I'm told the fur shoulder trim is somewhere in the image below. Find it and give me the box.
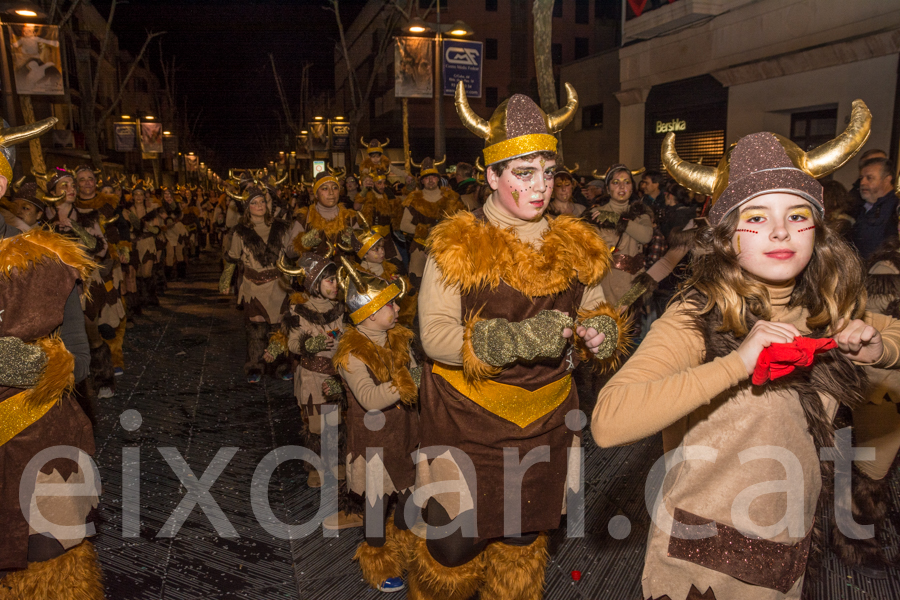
[428,211,612,297]
[0,228,96,282]
[333,325,417,405]
[402,188,464,220]
[77,192,119,211]
[233,218,290,268]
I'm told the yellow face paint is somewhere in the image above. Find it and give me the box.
[739,209,767,221]
[737,234,741,254]
[511,190,520,206]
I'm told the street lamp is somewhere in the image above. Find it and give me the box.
[403,3,473,159]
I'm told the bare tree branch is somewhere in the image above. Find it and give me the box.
[99,30,166,127]
[328,0,359,112]
[91,0,116,103]
[56,0,84,28]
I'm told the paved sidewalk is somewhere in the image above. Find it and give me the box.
[90,256,900,599]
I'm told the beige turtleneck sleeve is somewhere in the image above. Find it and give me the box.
[592,282,900,448]
[419,194,608,365]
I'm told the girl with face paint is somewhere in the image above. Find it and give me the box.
[594,105,900,597]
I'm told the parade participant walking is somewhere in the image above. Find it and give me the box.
[399,157,464,287]
[407,82,627,600]
[220,185,293,383]
[359,138,392,179]
[593,101,900,600]
[333,258,419,594]
[290,172,357,258]
[590,164,655,305]
[360,173,402,260]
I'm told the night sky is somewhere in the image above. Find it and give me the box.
[96,0,369,168]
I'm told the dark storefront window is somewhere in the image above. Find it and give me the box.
[582,103,603,129]
[790,109,838,151]
[574,37,589,59]
[575,0,590,23]
[553,0,563,18]
[644,75,728,171]
[486,0,498,11]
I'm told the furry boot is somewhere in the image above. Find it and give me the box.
[354,523,406,590]
[385,515,417,574]
[832,464,891,569]
[244,321,269,376]
[407,535,484,600]
[480,533,549,600]
[0,540,105,600]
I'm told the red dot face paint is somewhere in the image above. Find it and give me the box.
[735,229,759,234]
[797,226,816,232]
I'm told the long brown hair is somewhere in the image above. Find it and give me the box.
[678,207,866,336]
[239,199,272,227]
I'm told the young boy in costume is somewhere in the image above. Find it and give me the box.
[332,257,420,594]
[594,100,900,600]
[407,82,627,600]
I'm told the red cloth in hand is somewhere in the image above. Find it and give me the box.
[752,336,837,386]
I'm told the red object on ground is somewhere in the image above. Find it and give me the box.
[752,336,837,385]
[571,570,581,581]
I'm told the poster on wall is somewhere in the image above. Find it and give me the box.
[114,122,135,152]
[308,122,328,152]
[140,122,163,153]
[185,155,199,172]
[330,121,350,149]
[395,37,433,98]
[8,24,63,95]
[442,40,482,97]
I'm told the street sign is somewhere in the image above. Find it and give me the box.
[442,40,482,97]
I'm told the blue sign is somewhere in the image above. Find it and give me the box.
[442,40,482,98]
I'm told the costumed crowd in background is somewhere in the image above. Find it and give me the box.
[3,79,900,600]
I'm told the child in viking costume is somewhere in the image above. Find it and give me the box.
[407,82,627,600]
[45,166,124,401]
[0,229,104,599]
[163,210,190,281]
[592,100,900,600]
[11,181,47,231]
[343,215,417,327]
[399,158,464,287]
[547,166,585,217]
[332,257,419,594]
[359,138,392,179]
[264,250,365,529]
[220,185,293,383]
[589,164,655,305]
[359,173,402,260]
[289,172,357,258]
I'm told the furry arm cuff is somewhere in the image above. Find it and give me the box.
[266,331,289,359]
[300,228,322,251]
[218,262,236,293]
[305,335,329,354]
[339,356,403,411]
[69,221,98,251]
[469,310,574,368]
[0,337,48,388]
[575,304,631,369]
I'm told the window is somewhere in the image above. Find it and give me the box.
[486,87,499,108]
[582,103,603,128]
[486,0,498,11]
[553,0,562,18]
[574,37,589,59]
[420,0,447,7]
[551,43,562,65]
[485,38,498,60]
[790,108,838,151]
[575,0,589,23]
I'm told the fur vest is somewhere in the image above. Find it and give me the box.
[232,218,290,268]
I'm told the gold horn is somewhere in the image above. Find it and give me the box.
[380,138,390,149]
[568,163,579,173]
[396,276,408,301]
[274,172,289,186]
[661,133,717,196]
[31,168,50,182]
[408,152,422,169]
[100,213,120,228]
[225,187,246,203]
[632,167,646,177]
[455,81,490,140]
[435,155,447,167]
[277,254,306,278]
[40,191,66,205]
[360,136,368,149]
[0,117,57,148]
[11,174,25,192]
[338,255,367,295]
[802,99,872,178]
[323,240,335,260]
[356,211,371,230]
[475,157,485,173]
[591,169,602,179]
[545,83,578,134]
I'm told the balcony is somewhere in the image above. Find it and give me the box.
[623,0,755,43]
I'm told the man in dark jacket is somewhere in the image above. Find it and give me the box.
[852,157,897,260]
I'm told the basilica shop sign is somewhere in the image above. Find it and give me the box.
[655,119,686,134]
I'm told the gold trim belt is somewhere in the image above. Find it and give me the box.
[432,364,571,428]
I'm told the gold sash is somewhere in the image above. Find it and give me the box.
[432,364,571,428]
[0,389,57,447]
